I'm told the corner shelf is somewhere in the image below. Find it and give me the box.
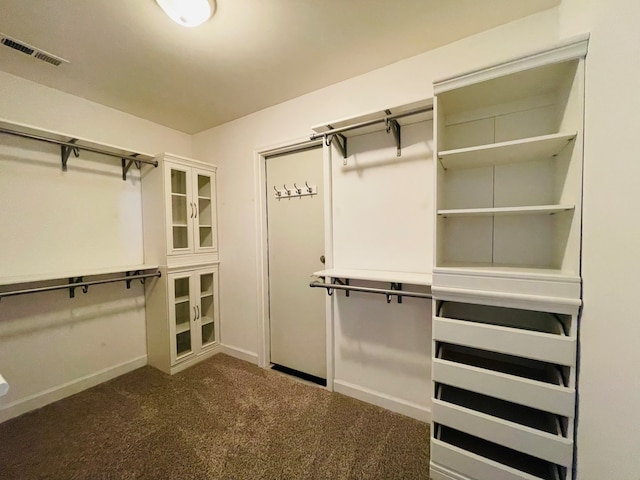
[438,132,576,170]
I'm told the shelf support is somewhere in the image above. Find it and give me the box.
[121,154,141,181]
[68,276,84,298]
[326,133,348,164]
[332,278,349,297]
[390,282,403,304]
[60,140,79,172]
[385,115,402,157]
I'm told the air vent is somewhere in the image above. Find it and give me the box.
[0,33,68,66]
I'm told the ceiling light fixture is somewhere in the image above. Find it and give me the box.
[155,0,215,28]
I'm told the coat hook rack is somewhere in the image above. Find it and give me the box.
[274,181,317,199]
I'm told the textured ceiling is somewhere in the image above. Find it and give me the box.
[0,0,559,134]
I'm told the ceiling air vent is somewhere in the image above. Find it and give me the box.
[0,33,68,66]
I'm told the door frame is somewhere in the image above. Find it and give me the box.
[254,137,334,390]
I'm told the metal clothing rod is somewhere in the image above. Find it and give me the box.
[0,271,161,300]
[309,280,432,301]
[309,105,434,141]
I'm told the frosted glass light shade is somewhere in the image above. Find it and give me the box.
[156,0,215,27]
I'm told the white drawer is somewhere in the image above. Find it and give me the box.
[431,439,555,480]
[433,316,575,366]
[433,358,575,417]
[433,398,573,467]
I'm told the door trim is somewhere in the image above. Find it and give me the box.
[254,137,334,390]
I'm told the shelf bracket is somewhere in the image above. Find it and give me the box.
[385,115,401,157]
[332,278,349,297]
[326,133,348,165]
[60,140,79,172]
[125,270,147,288]
[68,277,83,298]
[390,282,403,304]
[122,154,140,181]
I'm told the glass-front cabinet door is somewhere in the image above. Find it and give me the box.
[198,269,217,348]
[193,169,217,253]
[167,163,193,254]
[169,273,195,363]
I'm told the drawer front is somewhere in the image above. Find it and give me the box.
[433,400,573,467]
[431,439,546,480]
[433,317,576,366]
[433,359,575,417]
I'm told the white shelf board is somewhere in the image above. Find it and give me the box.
[313,268,432,286]
[0,117,155,161]
[434,263,580,281]
[174,295,190,304]
[438,205,574,217]
[438,132,576,170]
[311,99,433,138]
[0,264,159,287]
[176,322,190,334]
[201,317,214,326]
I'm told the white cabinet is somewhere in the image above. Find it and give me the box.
[430,36,587,480]
[142,153,218,269]
[142,153,221,374]
[165,162,217,256]
[168,267,220,366]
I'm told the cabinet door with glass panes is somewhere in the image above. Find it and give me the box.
[165,162,217,256]
[168,267,219,365]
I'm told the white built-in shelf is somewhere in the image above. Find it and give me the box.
[0,264,159,287]
[176,322,190,334]
[313,268,432,286]
[438,132,576,170]
[173,223,188,227]
[434,264,580,282]
[201,317,214,326]
[174,295,190,304]
[171,193,187,197]
[201,292,213,298]
[437,204,575,217]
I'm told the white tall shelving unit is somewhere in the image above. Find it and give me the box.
[430,36,588,480]
[142,153,221,375]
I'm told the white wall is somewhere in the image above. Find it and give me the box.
[0,71,192,421]
[558,1,640,479]
[192,9,560,418]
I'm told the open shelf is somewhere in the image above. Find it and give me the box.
[438,132,576,170]
[201,316,214,326]
[438,205,574,217]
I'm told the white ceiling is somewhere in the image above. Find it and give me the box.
[0,0,559,134]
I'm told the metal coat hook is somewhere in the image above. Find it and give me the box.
[283,184,291,195]
[305,181,312,193]
[325,135,333,147]
[273,185,281,198]
[294,183,302,195]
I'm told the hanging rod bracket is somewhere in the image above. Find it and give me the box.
[386,118,402,157]
[326,133,348,164]
[68,276,83,298]
[122,154,141,181]
[60,139,79,172]
[125,270,146,288]
[332,278,350,297]
[390,282,403,304]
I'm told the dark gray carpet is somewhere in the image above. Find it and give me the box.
[0,354,430,479]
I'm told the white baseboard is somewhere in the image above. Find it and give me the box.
[220,344,259,365]
[170,344,222,375]
[0,355,147,424]
[333,379,431,423]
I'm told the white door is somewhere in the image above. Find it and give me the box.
[266,147,326,380]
